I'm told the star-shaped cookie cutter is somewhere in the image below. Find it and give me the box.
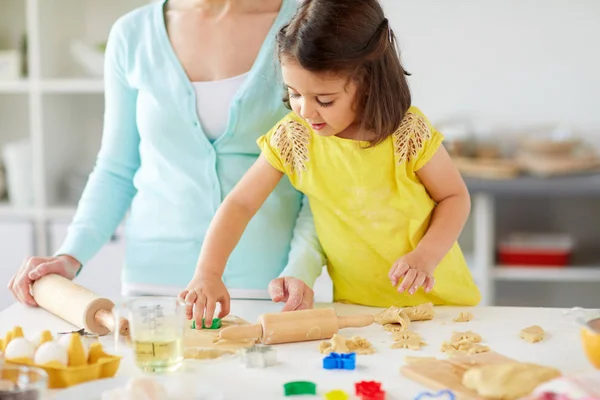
[240,344,277,368]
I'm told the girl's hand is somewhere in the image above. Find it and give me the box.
[268,277,314,311]
[388,251,437,294]
[178,273,230,329]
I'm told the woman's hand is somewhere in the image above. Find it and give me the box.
[388,251,437,295]
[268,277,314,311]
[178,273,230,329]
[8,255,81,307]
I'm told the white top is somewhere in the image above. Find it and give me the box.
[192,72,249,141]
[0,301,595,399]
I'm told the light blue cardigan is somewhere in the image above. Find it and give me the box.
[56,0,325,294]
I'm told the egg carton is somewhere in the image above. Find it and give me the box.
[0,326,121,389]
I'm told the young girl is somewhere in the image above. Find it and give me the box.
[180,0,481,326]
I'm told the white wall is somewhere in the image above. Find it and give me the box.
[382,0,600,144]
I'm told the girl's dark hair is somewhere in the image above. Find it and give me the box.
[276,0,411,147]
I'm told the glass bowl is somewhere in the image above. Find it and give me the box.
[0,364,48,399]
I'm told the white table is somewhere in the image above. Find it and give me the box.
[0,300,595,399]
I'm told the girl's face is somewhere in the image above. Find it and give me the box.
[281,57,359,138]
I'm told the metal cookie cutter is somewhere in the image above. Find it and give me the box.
[240,344,277,368]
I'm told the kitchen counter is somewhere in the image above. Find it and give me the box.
[0,300,595,399]
[464,173,600,197]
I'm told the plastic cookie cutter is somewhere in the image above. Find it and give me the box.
[355,380,386,400]
[323,352,356,370]
[191,318,222,329]
[283,381,317,396]
[414,389,456,400]
[240,344,277,368]
[325,389,349,400]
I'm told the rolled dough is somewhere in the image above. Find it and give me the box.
[319,333,375,355]
[453,312,473,323]
[374,306,410,328]
[392,331,426,350]
[402,303,435,321]
[520,325,545,343]
[391,337,426,350]
[392,331,421,341]
[183,315,256,359]
[462,362,562,400]
[404,356,436,365]
[451,331,482,343]
[441,330,488,355]
[383,323,408,333]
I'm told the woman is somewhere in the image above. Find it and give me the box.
[7,0,325,312]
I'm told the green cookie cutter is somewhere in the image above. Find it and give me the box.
[284,381,317,396]
[191,318,222,329]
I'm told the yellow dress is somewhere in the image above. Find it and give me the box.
[257,106,481,307]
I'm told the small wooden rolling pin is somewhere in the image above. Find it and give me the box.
[218,308,374,345]
[31,274,129,337]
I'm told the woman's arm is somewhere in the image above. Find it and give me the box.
[35,20,138,273]
[272,195,326,310]
[183,155,284,325]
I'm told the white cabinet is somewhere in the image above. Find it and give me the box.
[47,221,125,300]
[0,220,34,310]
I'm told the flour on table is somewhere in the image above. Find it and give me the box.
[183,347,236,360]
[453,312,474,323]
[462,362,561,400]
[520,325,545,343]
[319,334,375,355]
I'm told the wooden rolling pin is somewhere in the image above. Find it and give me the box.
[31,274,129,337]
[218,308,374,345]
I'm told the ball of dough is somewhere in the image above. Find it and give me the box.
[34,341,69,366]
[463,362,561,400]
[4,338,35,360]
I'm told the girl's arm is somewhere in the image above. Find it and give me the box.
[182,155,284,326]
[414,145,471,265]
[390,145,470,293]
[197,154,284,277]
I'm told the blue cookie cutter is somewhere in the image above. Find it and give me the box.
[414,390,456,400]
[322,352,356,370]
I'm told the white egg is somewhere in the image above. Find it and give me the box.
[29,331,44,349]
[34,341,68,366]
[126,377,169,400]
[58,334,89,361]
[4,338,36,360]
